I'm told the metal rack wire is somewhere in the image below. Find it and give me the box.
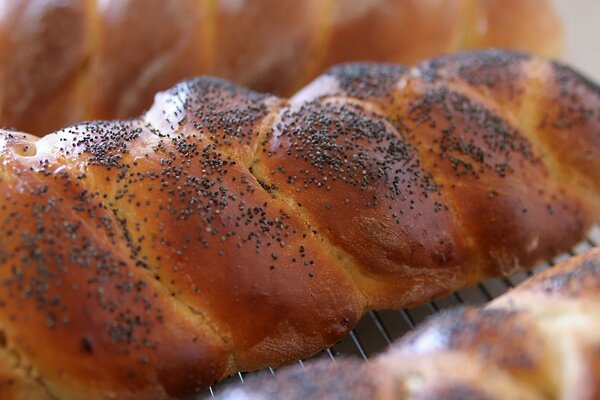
[204,224,600,399]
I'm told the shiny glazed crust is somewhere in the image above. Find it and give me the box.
[0,50,598,399]
[0,0,562,134]
[216,247,600,400]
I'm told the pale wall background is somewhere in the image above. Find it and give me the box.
[553,0,600,81]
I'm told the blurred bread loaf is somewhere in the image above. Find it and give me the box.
[0,0,562,134]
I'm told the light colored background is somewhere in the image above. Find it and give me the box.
[553,0,600,81]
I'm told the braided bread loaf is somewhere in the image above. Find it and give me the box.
[0,50,598,399]
[216,247,600,400]
[0,0,562,134]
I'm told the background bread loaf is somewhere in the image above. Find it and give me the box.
[0,0,562,134]
[0,50,598,399]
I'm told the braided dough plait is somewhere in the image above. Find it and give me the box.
[215,247,600,400]
[0,50,598,399]
[0,0,562,134]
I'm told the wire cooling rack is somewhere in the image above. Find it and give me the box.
[204,224,600,398]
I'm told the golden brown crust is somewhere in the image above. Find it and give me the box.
[399,81,588,277]
[257,95,474,309]
[416,51,600,211]
[0,0,562,135]
[284,52,599,298]
[0,128,231,399]
[217,248,600,400]
[0,51,598,398]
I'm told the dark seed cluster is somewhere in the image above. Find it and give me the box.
[418,49,529,89]
[160,77,271,147]
[325,63,408,99]
[1,173,162,351]
[271,100,439,201]
[547,61,599,130]
[407,87,536,178]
